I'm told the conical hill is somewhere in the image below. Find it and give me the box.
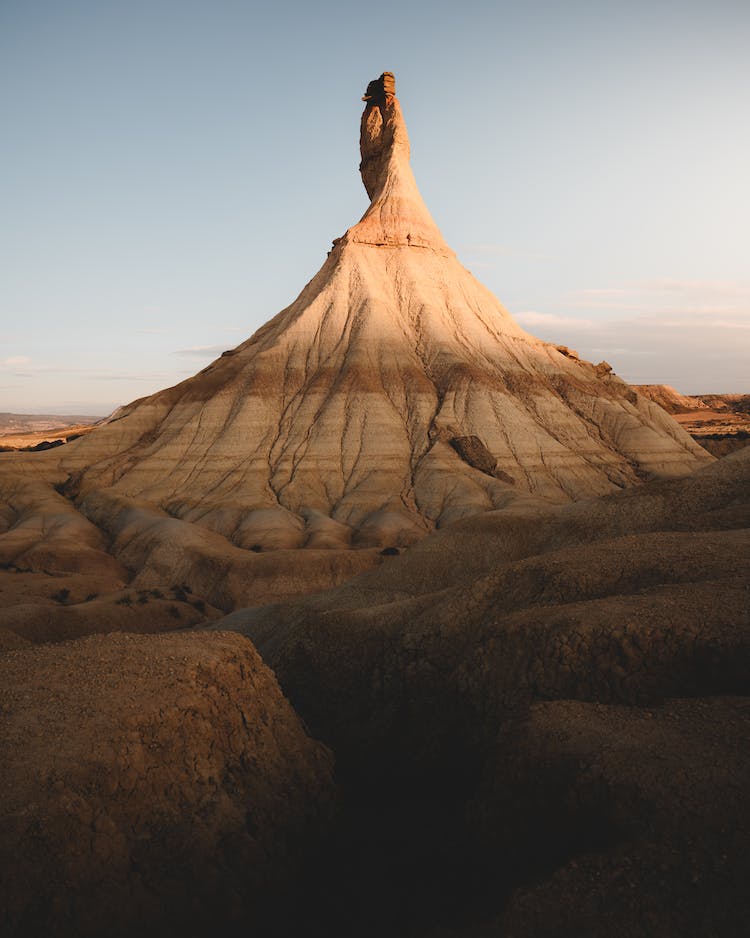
[60,74,710,550]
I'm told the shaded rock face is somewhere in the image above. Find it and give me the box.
[483,698,750,938]
[0,632,335,938]
[449,435,498,476]
[37,73,709,557]
[217,448,750,937]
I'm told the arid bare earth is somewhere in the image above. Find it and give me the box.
[0,413,102,451]
[4,89,708,555]
[0,72,748,938]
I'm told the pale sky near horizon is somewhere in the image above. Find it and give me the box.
[2,0,748,415]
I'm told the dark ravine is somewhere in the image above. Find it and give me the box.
[207,448,750,937]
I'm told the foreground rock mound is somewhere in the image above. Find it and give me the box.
[0,632,335,938]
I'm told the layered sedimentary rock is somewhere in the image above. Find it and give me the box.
[44,74,709,552]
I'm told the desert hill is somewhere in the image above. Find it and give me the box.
[0,73,713,637]
[0,413,103,435]
[15,74,708,556]
[634,386,750,416]
[0,71,714,646]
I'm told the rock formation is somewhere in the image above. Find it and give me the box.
[0,73,713,637]
[39,73,708,556]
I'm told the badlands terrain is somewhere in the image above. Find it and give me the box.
[1,74,748,937]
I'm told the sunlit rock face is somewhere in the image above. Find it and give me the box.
[55,73,710,550]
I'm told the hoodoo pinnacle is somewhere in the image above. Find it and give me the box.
[361,71,396,105]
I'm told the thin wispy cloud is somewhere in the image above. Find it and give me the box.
[574,288,633,298]
[637,279,750,296]
[568,300,749,314]
[2,355,32,367]
[1,355,36,378]
[1,359,88,378]
[515,311,596,330]
[460,244,554,260]
[568,280,750,308]
[174,345,227,359]
[85,373,177,382]
[514,278,750,392]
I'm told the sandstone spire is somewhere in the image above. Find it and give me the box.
[55,73,711,550]
[353,72,449,252]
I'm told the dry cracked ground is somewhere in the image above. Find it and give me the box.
[0,446,748,936]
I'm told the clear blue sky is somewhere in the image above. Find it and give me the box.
[2,0,748,414]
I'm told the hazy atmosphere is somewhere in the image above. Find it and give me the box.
[2,0,748,414]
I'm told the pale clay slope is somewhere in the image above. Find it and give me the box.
[7,91,708,554]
